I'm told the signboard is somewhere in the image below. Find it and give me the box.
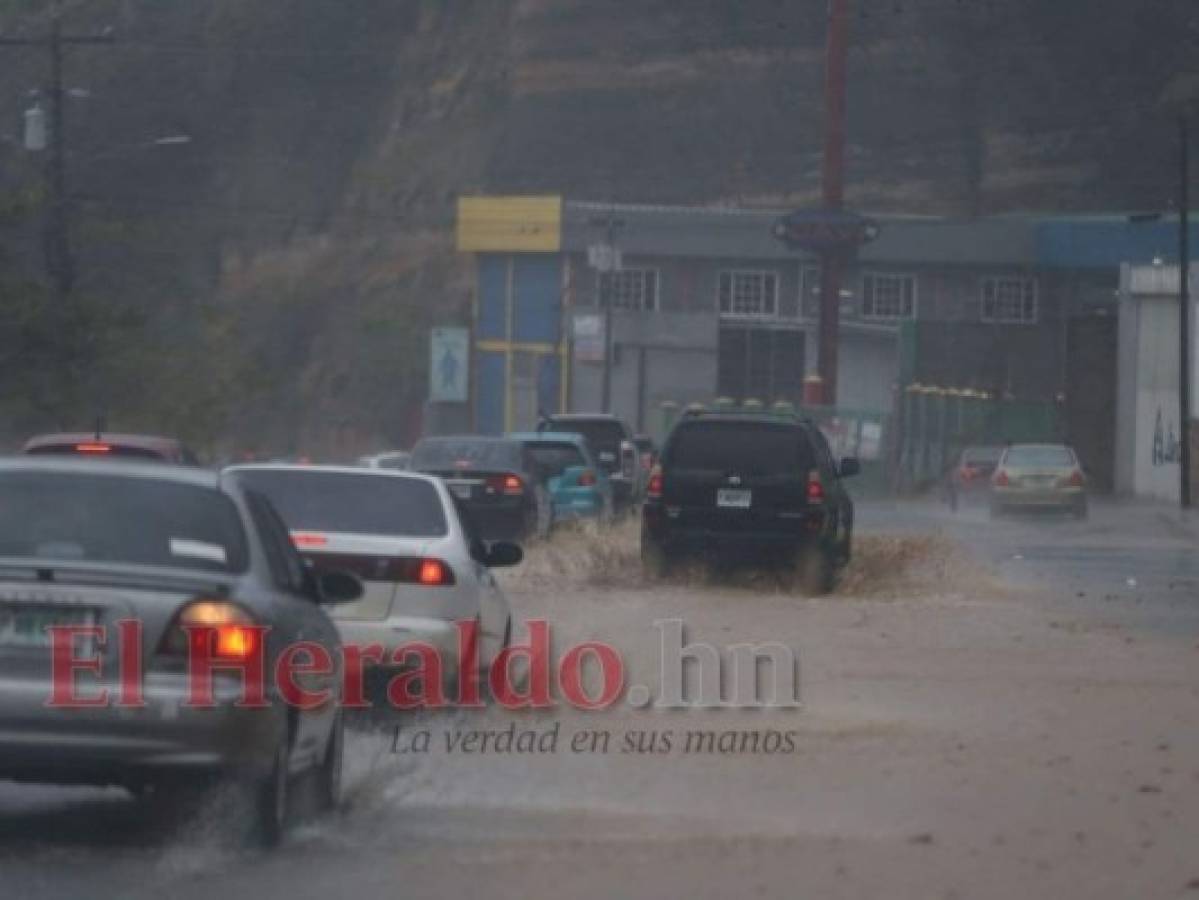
[772,209,880,253]
[430,327,469,403]
[573,313,605,363]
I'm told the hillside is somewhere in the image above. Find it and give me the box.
[0,0,1196,456]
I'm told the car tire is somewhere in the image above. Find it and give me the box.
[795,544,835,596]
[316,711,344,813]
[255,728,292,848]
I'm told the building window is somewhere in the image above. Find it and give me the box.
[719,270,778,318]
[596,268,659,311]
[861,273,916,320]
[981,276,1038,324]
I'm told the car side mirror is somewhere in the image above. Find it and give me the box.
[838,457,861,478]
[315,570,364,605]
[484,541,524,569]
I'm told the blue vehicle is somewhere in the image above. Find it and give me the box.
[509,432,614,526]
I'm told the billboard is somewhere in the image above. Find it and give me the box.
[430,327,470,404]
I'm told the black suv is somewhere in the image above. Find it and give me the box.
[641,410,859,593]
[538,413,640,511]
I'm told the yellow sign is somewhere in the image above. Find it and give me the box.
[456,195,562,253]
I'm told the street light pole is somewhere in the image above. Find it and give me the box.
[1180,116,1191,509]
[817,0,850,405]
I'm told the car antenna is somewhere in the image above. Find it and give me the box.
[93,415,106,440]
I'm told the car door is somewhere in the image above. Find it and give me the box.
[246,491,341,761]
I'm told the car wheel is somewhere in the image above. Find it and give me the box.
[316,711,344,813]
[794,544,835,596]
[255,728,292,848]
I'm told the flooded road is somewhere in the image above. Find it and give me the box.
[2,499,1198,900]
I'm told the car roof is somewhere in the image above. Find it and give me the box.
[676,411,812,428]
[545,414,622,423]
[0,454,220,488]
[413,435,518,445]
[1004,443,1074,451]
[509,431,588,444]
[22,432,186,453]
[224,462,443,486]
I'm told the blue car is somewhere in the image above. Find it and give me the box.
[509,432,614,526]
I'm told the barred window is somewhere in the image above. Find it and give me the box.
[718,270,778,318]
[597,268,659,311]
[981,276,1038,324]
[861,273,916,320]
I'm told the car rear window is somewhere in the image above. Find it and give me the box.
[0,472,247,572]
[410,438,522,473]
[544,420,624,456]
[235,470,447,537]
[1003,446,1075,467]
[666,421,814,476]
[962,447,1003,465]
[526,442,587,479]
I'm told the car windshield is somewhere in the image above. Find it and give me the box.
[667,422,813,476]
[1004,447,1075,468]
[234,470,447,537]
[526,442,587,479]
[410,438,522,473]
[0,471,247,572]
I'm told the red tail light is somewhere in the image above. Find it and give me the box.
[1067,469,1084,488]
[578,469,597,487]
[647,466,663,499]
[993,469,1010,487]
[486,473,524,496]
[959,465,976,482]
[159,600,261,661]
[806,470,825,505]
[74,442,111,454]
[414,558,454,586]
[291,532,328,548]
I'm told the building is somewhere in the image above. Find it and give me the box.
[1114,263,1198,502]
[456,197,1197,489]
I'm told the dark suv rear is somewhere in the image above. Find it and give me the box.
[641,411,858,593]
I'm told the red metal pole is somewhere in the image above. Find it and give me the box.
[817,0,849,405]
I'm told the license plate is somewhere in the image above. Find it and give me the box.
[717,489,752,509]
[449,483,473,500]
[0,605,96,650]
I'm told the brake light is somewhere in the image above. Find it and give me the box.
[74,442,111,454]
[414,558,454,586]
[578,469,597,487]
[959,465,976,481]
[486,473,524,496]
[158,600,261,661]
[1067,469,1084,488]
[993,469,1010,487]
[806,471,825,505]
[647,466,663,499]
[291,532,328,547]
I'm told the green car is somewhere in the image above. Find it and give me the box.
[990,444,1088,519]
[509,432,615,526]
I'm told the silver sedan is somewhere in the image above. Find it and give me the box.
[0,457,360,845]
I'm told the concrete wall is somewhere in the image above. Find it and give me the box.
[1115,264,1199,501]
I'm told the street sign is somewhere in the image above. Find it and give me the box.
[772,209,880,252]
[587,243,623,273]
[573,313,605,362]
[430,327,469,403]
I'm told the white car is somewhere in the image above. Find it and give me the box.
[225,465,515,696]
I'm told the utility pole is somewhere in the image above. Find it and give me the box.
[589,211,624,414]
[1180,116,1191,509]
[1,5,113,300]
[817,0,850,405]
